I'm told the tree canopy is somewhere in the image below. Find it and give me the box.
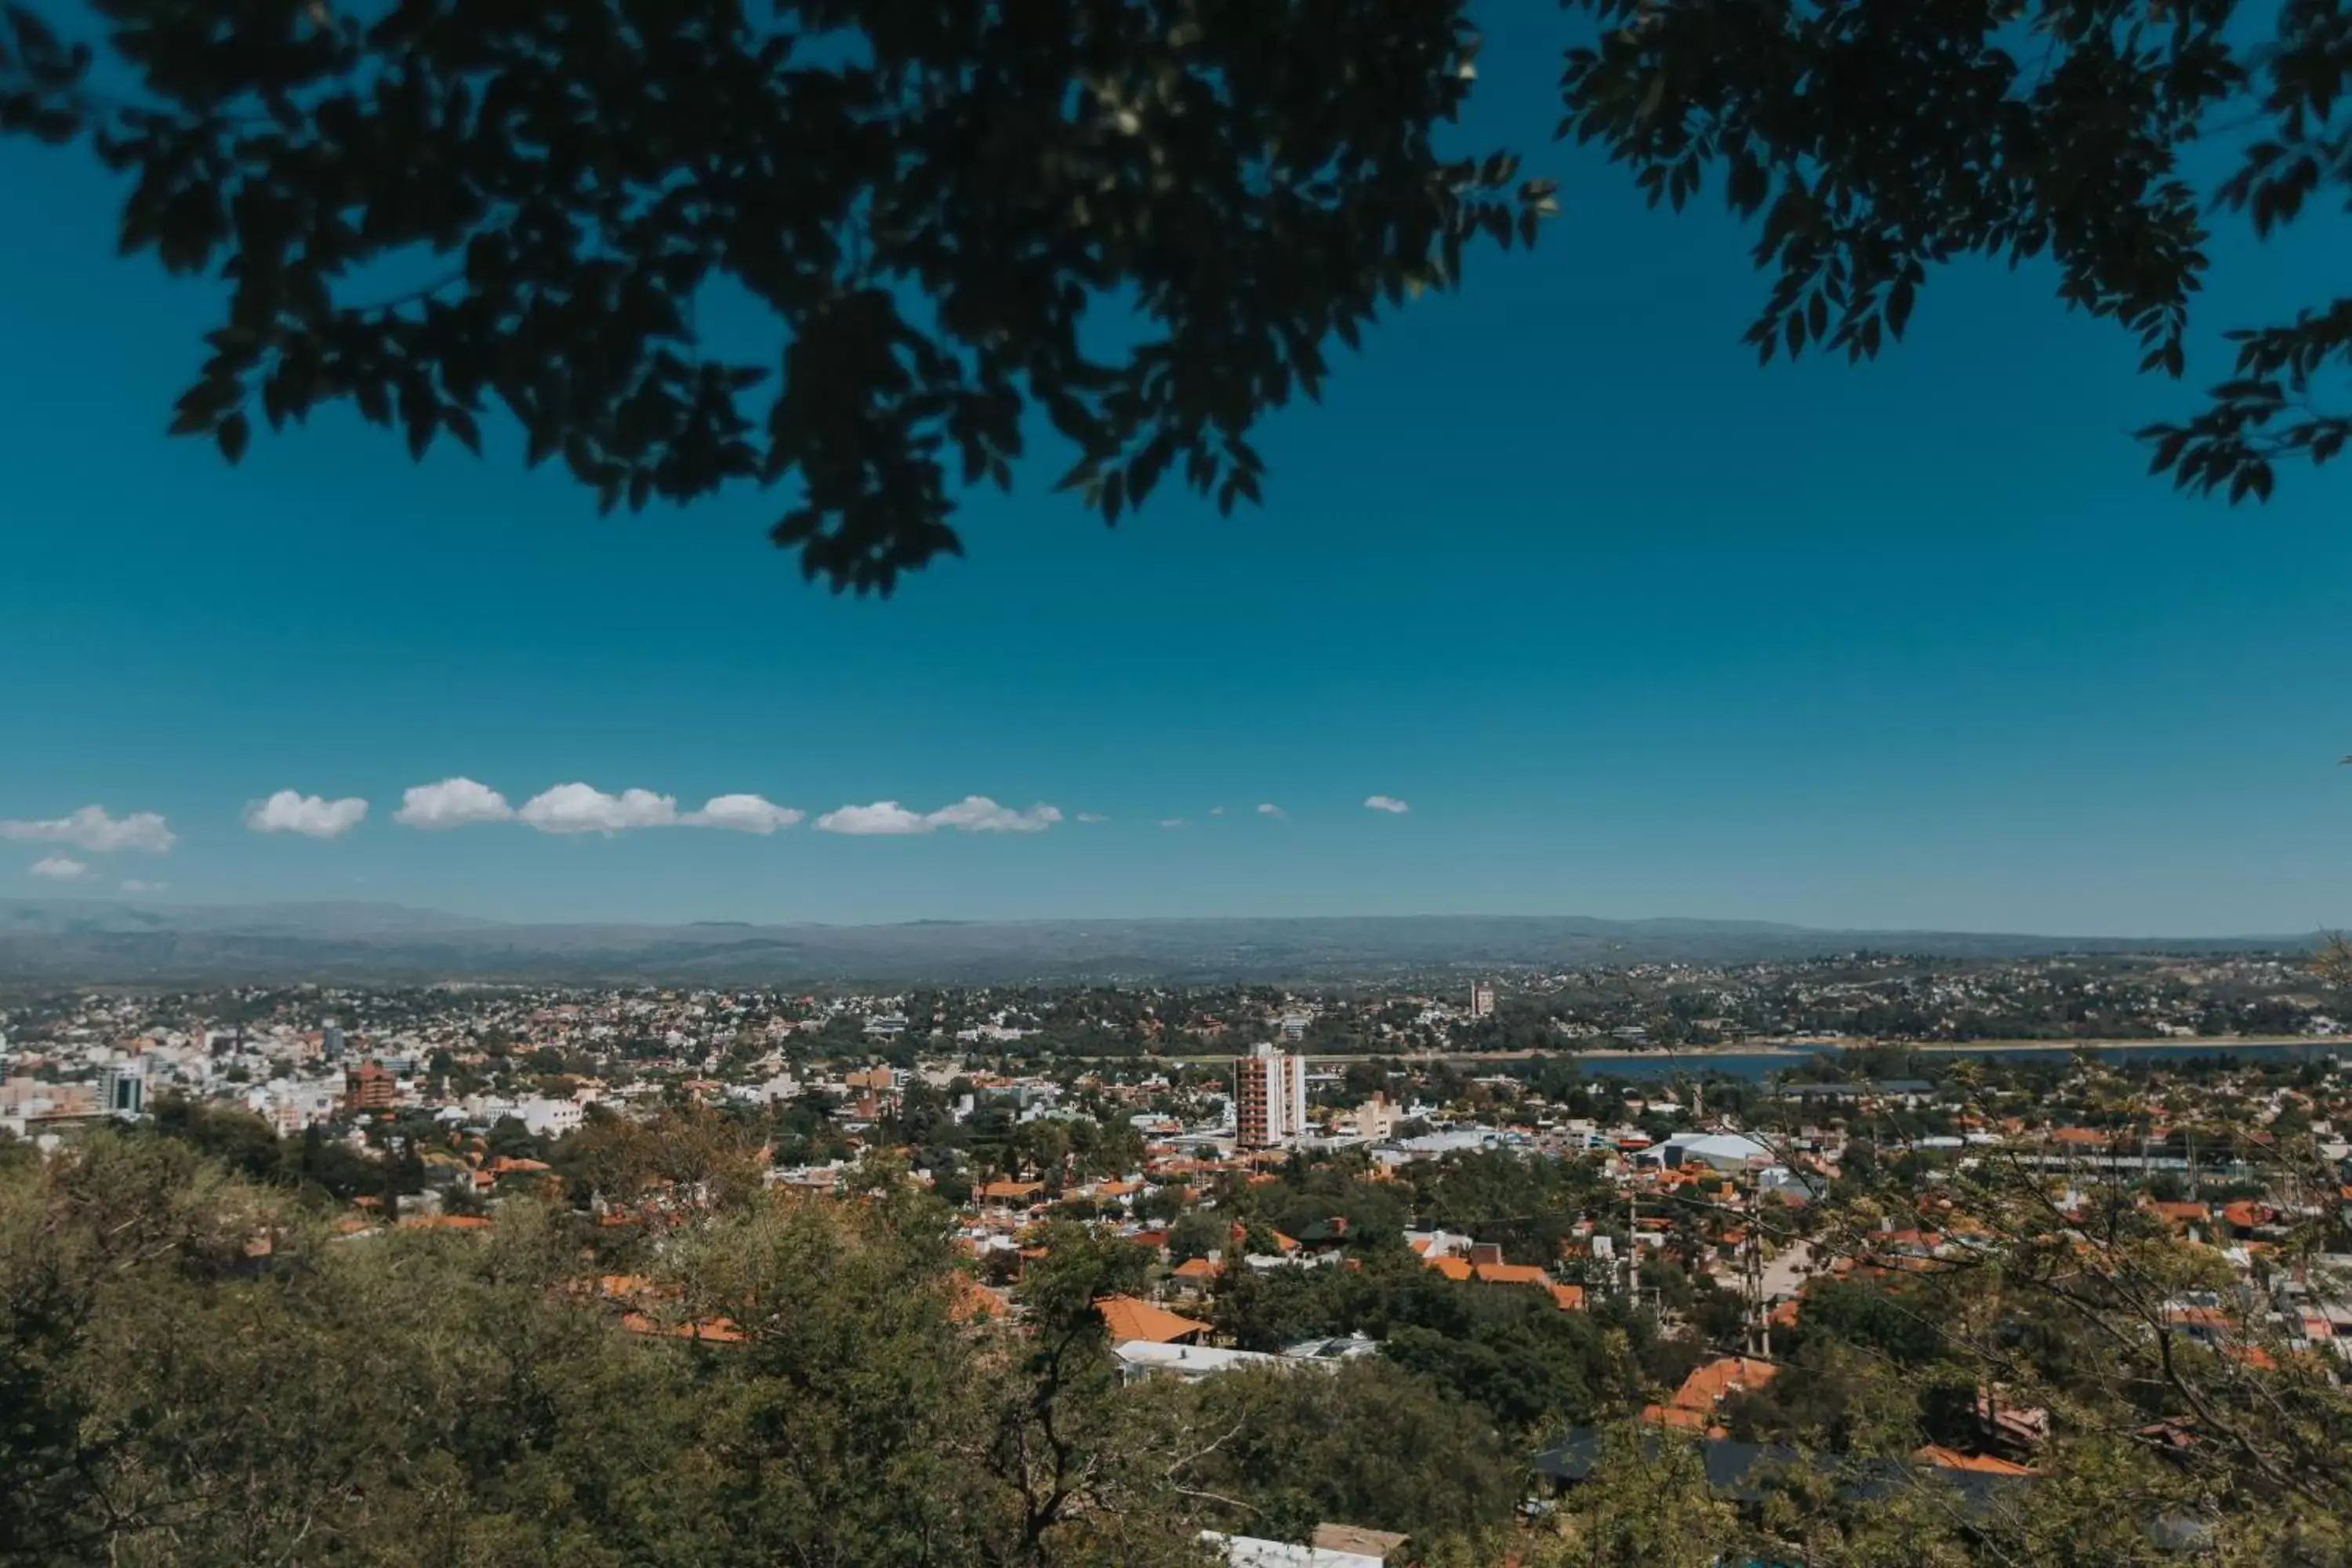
[0,0,1541,591]
[1,0,2343,589]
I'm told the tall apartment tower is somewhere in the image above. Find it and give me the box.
[98,1058,147,1119]
[1469,982,1497,1019]
[1236,1043,1309,1149]
[343,1061,398,1113]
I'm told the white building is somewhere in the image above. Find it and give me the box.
[97,1058,147,1119]
[1198,1529,1401,1568]
[1651,1131,1775,1173]
[1237,1044,1309,1147]
[516,1098,584,1138]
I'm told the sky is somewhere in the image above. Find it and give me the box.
[2,9,2346,936]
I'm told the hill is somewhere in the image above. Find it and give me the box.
[0,900,2312,985]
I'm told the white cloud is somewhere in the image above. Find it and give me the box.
[816,800,931,836]
[1208,806,1226,816]
[1363,794,1410,814]
[1076,813,1109,824]
[681,793,804,834]
[245,789,368,839]
[0,805,175,854]
[817,797,1063,836]
[394,778,514,829]
[927,797,1063,833]
[121,880,169,894]
[1256,803,1285,819]
[519,783,678,835]
[30,855,89,881]
[1159,818,1188,829]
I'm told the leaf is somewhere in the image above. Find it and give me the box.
[1637,74,1666,122]
[3,4,60,60]
[216,412,250,466]
[1886,279,1915,339]
[1726,158,1767,216]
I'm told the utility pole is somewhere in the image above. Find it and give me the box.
[1626,1182,1639,1298]
[1745,1189,1770,1359]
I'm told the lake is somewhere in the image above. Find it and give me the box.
[1562,1040,2342,1083]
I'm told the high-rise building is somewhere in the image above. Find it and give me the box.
[322,1022,346,1060]
[98,1058,146,1119]
[343,1061,398,1113]
[1469,983,1497,1019]
[1236,1044,1308,1149]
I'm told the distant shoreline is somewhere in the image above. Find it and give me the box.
[1569,1035,2328,1061]
[1086,1036,2336,1066]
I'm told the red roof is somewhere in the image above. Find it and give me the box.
[1671,1357,1777,1411]
[1095,1295,1208,1345]
[1473,1261,1550,1287]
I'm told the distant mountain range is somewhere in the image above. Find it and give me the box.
[0,898,2316,986]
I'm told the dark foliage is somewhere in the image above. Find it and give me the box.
[0,0,1547,591]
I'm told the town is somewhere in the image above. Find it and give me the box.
[4,956,2348,1562]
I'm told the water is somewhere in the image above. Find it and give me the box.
[1563,1040,2340,1083]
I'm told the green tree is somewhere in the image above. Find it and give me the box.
[0,0,1543,592]
[1557,0,2352,503]
[1166,1206,1229,1264]
[1525,1424,1742,1568]
[1179,1359,1522,1550]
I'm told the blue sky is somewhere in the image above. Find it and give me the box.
[2,9,2345,935]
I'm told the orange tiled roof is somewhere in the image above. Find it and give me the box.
[1474,1261,1549,1287]
[1916,1445,2036,1476]
[1671,1356,1777,1411]
[1427,1255,1473,1282]
[1095,1294,1208,1345]
[980,1179,1045,1201]
[1641,1403,1711,1431]
[397,1214,492,1230]
[1550,1283,1587,1311]
[1172,1256,1222,1280]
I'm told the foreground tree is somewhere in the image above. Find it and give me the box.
[0,0,1543,592]
[6,1,2343,589]
[1557,0,2352,504]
